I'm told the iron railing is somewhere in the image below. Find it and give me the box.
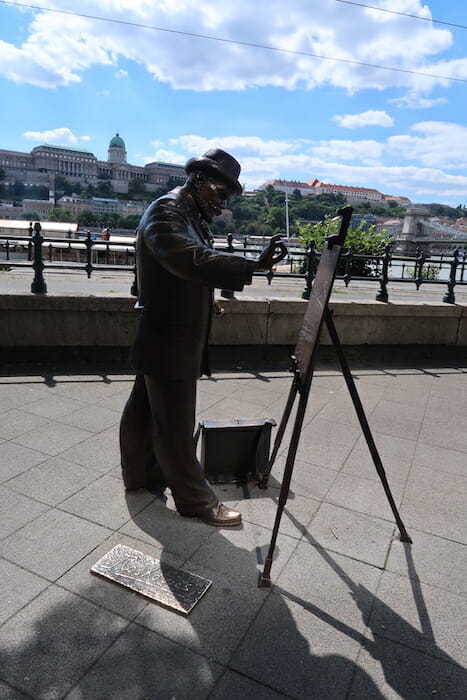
[1,225,466,303]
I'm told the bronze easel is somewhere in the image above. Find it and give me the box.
[258,206,411,588]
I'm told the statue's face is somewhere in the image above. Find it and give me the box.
[193,174,229,222]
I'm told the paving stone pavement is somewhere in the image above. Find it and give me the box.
[0,353,466,699]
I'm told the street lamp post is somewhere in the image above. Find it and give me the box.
[285,186,290,239]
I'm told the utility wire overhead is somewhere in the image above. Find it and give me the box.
[1,0,466,83]
[334,0,467,30]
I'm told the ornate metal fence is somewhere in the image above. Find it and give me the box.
[1,225,466,303]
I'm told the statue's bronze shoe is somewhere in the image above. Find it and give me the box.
[198,503,242,527]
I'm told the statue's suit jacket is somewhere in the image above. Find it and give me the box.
[130,186,257,380]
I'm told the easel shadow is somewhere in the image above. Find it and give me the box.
[276,507,467,698]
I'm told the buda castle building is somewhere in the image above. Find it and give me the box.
[0,133,185,195]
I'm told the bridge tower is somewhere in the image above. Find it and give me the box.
[397,207,431,253]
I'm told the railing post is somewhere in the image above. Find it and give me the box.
[28,222,33,261]
[414,247,426,290]
[84,231,94,278]
[376,244,391,302]
[130,234,138,296]
[443,248,459,304]
[221,232,235,300]
[342,247,353,287]
[5,239,10,261]
[301,240,316,300]
[31,222,47,294]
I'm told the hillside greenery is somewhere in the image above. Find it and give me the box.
[1,173,466,235]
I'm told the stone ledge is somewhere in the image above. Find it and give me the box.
[0,295,465,347]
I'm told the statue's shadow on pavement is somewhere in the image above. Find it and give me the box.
[120,490,467,699]
[0,487,464,699]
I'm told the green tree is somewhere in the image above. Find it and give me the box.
[54,175,73,196]
[13,180,26,197]
[95,179,114,198]
[121,214,141,230]
[298,217,394,277]
[77,210,98,227]
[21,211,40,221]
[128,177,147,199]
[48,207,74,222]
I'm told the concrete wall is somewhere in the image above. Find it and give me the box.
[1,294,466,348]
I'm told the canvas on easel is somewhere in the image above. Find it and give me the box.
[258,206,411,587]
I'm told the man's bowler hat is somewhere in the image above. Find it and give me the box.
[185,148,242,195]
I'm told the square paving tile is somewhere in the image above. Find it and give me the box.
[400,465,466,542]
[60,427,120,472]
[423,403,467,433]
[200,396,266,420]
[386,529,467,597]
[97,387,133,412]
[6,457,99,506]
[0,409,50,440]
[348,634,467,700]
[210,670,288,700]
[0,508,111,581]
[305,503,396,569]
[51,376,120,402]
[276,539,382,631]
[342,437,415,486]
[412,442,467,477]
[325,472,405,522]
[65,622,222,700]
[0,441,48,482]
[0,680,31,699]
[12,422,92,456]
[59,474,154,529]
[119,496,216,561]
[135,558,270,664]
[0,585,128,700]
[418,420,467,453]
[366,400,423,442]
[0,383,46,412]
[187,520,299,586]
[58,405,121,432]
[238,485,320,540]
[0,486,48,540]
[369,571,466,666]
[22,394,88,420]
[231,591,366,699]
[0,557,49,625]
[270,454,339,501]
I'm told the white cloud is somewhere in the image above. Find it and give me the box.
[389,94,447,109]
[115,69,128,79]
[0,0,465,96]
[333,110,394,129]
[387,121,467,169]
[153,124,467,204]
[23,127,90,145]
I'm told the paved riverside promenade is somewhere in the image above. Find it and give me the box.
[0,347,466,699]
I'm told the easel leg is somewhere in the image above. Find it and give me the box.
[257,374,298,488]
[259,387,309,586]
[325,310,412,543]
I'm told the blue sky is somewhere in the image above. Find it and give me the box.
[0,0,466,205]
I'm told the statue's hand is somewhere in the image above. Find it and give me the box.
[213,300,225,316]
[256,234,288,271]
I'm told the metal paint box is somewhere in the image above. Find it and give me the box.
[196,418,276,483]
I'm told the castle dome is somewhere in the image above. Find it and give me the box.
[108,133,127,164]
[109,133,125,149]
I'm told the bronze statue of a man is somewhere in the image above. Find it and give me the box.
[120,148,286,526]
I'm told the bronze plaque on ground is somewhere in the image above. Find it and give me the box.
[91,544,212,615]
